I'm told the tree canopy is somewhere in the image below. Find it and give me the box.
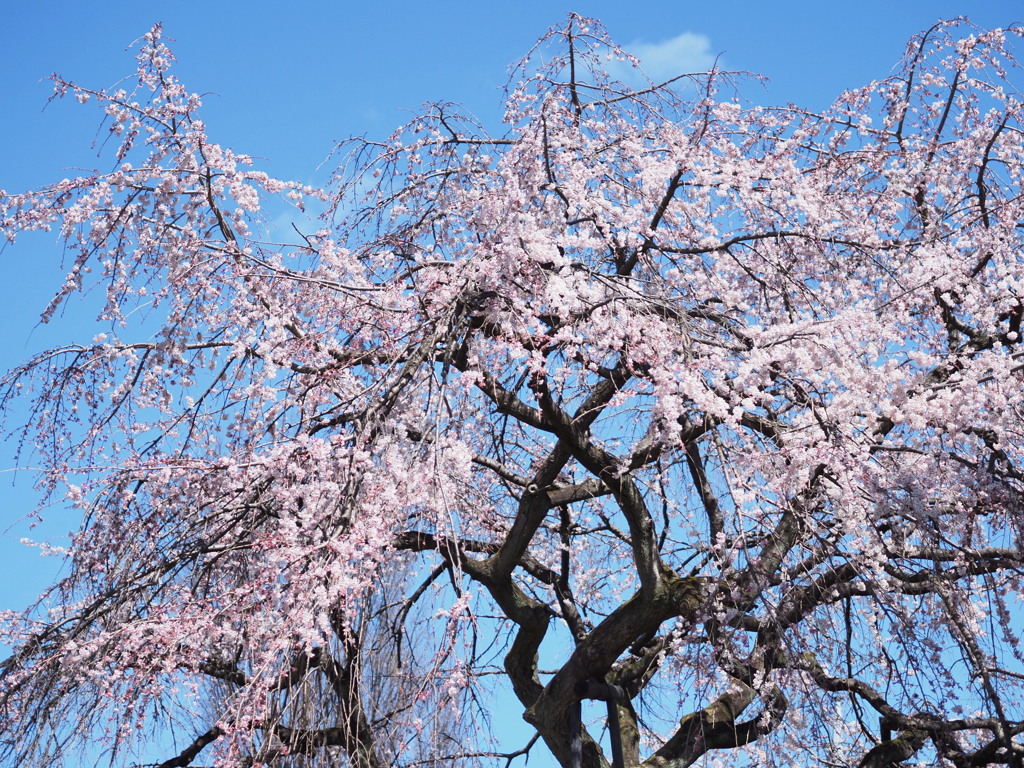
[3,14,1024,768]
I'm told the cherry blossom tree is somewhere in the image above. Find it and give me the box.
[3,14,1024,768]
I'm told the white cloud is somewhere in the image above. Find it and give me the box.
[610,31,719,86]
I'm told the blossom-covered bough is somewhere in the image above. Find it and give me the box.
[3,14,1024,768]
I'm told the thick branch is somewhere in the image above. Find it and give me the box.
[858,729,928,768]
[526,575,703,766]
[643,683,788,768]
[156,726,223,768]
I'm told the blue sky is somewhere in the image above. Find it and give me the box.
[1,0,1022,753]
